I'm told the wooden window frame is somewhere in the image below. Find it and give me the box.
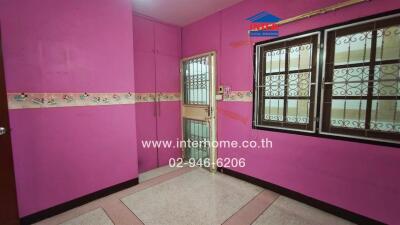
[254,32,320,133]
[320,15,400,144]
[253,10,400,147]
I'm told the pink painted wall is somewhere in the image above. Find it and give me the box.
[182,0,400,224]
[0,0,137,217]
[133,14,181,173]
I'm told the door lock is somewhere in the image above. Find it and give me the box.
[205,107,213,117]
[0,127,6,136]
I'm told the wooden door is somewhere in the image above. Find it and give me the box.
[155,53,182,167]
[134,50,159,173]
[136,102,159,173]
[0,28,20,225]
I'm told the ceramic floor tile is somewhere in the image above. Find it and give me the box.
[139,165,181,182]
[101,199,144,225]
[33,201,103,225]
[33,167,192,225]
[222,189,279,225]
[253,196,354,225]
[122,168,263,225]
[112,167,193,200]
[59,208,114,225]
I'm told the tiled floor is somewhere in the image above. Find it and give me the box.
[35,167,354,225]
[59,208,113,225]
[253,196,354,225]
[124,168,262,225]
[139,165,180,182]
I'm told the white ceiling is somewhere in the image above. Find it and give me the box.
[132,0,245,27]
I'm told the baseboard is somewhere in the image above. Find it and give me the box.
[20,178,139,225]
[218,167,385,225]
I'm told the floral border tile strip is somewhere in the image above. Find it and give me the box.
[7,90,251,109]
[223,91,253,102]
[157,92,181,102]
[7,92,181,110]
[135,92,181,103]
[8,92,135,109]
[135,93,156,103]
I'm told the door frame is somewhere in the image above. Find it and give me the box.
[0,27,20,225]
[180,51,217,172]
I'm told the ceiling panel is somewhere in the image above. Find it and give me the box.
[132,0,245,26]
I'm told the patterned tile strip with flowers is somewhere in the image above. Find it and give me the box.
[223,91,253,102]
[7,91,252,109]
[7,92,181,110]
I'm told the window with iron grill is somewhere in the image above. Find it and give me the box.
[321,16,400,143]
[254,13,400,145]
[183,56,210,105]
[255,34,319,132]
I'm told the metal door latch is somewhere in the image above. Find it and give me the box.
[0,127,6,136]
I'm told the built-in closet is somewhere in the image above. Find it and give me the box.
[133,15,182,173]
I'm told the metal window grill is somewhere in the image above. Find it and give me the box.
[183,119,210,162]
[257,34,318,131]
[183,56,210,105]
[323,22,400,136]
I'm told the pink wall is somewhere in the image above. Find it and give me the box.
[133,14,181,172]
[1,0,399,222]
[0,0,137,216]
[182,0,400,224]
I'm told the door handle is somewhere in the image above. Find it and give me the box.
[158,94,161,117]
[153,93,157,117]
[0,127,6,136]
[205,107,213,118]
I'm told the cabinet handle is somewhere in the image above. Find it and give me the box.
[158,94,161,117]
[153,94,157,117]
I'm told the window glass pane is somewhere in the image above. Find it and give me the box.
[330,99,367,129]
[264,99,284,121]
[373,64,400,96]
[184,57,209,105]
[289,44,312,71]
[334,31,372,65]
[371,100,400,132]
[317,17,400,142]
[287,99,310,124]
[288,72,311,96]
[265,74,285,97]
[376,26,400,61]
[184,119,210,161]
[265,49,285,73]
[332,66,369,96]
[256,33,318,132]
